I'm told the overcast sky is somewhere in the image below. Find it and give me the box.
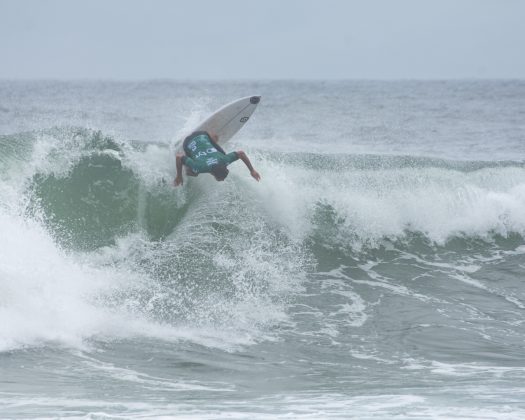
[1,0,524,80]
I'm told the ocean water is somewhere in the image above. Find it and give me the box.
[1,80,525,419]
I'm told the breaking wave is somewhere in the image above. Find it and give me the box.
[1,127,524,352]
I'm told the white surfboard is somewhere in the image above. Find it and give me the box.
[174,95,261,153]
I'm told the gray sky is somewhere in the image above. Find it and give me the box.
[1,0,524,80]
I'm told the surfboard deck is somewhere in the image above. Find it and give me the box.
[174,95,261,153]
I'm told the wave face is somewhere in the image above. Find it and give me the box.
[1,80,525,419]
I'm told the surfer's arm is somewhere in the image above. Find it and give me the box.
[237,150,261,182]
[174,154,184,186]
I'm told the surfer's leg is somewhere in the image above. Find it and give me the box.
[209,133,226,155]
[210,133,219,143]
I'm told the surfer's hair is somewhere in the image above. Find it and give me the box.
[210,164,229,181]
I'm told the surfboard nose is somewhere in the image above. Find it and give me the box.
[250,96,261,104]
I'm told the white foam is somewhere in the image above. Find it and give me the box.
[250,160,525,246]
[0,210,114,351]
[0,209,282,352]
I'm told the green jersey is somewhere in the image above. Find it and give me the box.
[182,133,238,174]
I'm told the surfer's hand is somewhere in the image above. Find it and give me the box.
[251,170,261,182]
[174,176,183,187]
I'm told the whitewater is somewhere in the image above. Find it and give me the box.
[1,80,525,418]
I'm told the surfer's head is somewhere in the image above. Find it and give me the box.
[210,164,229,181]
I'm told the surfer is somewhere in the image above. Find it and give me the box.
[174,131,261,186]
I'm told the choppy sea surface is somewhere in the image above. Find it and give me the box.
[1,80,525,419]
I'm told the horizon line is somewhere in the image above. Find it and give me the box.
[1,77,524,83]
